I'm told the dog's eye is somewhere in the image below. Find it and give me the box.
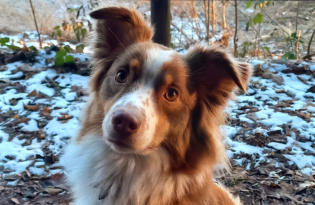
[115,69,129,83]
[164,87,178,102]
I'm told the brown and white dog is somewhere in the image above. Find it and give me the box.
[61,7,251,205]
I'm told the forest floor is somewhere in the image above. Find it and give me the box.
[0,33,314,205]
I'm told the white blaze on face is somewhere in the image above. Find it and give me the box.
[102,88,158,151]
[145,47,175,73]
[102,47,175,152]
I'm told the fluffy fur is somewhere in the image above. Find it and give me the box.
[61,7,251,205]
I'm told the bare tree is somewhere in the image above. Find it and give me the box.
[210,0,216,33]
[151,0,171,47]
[233,0,238,57]
[203,0,210,42]
[295,1,301,57]
[29,0,42,48]
[221,0,228,30]
[303,30,315,60]
[191,0,198,19]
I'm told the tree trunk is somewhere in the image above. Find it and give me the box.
[304,30,315,60]
[191,0,198,19]
[233,0,238,57]
[151,0,171,47]
[211,0,216,33]
[221,0,227,30]
[203,0,210,42]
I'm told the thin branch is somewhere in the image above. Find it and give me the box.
[171,22,194,45]
[295,30,301,57]
[234,0,238,57]
[261,10,290,36]
[303,30,315,60]
[295,1,300,34]
[29,0,42,48]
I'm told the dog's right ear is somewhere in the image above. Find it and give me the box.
[90,7,153,60]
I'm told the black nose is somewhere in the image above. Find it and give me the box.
[112,112,140,136]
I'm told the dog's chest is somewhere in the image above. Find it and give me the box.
[61,138,182,205]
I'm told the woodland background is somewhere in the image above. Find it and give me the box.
[0,0,314,204]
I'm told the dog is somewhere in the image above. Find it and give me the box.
[61,7,251,205]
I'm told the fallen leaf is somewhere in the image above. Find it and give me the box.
[40,106,51,118]
[11,198,20,204]
[57,114,73,121]
[24,104,40,111]
[27,89,37,97]
[43,187,63,195]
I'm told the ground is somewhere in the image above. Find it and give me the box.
[0,33,314,205]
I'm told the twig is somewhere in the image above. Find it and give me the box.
[261,10,290,36]
[295,1,300,34]
[304,30,315,60]
[171,22,194,45]
[29,0,42,48]
[233,0,238,57]
[295,30,301,57]
[303,53,315,60]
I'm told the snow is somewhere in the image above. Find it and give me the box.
[0,129,42,174]
[223,60,315,175]
[0,32,314,178]
[268,142,289,150]
[226,137,264,155]
[21,119,39,132]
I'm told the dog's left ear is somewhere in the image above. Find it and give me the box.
[90,7,153,59]
[186,46,251,105]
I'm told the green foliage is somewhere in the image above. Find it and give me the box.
[73,23,87,42]
[51,5,90,44]
[6,45,21,52]
[283,32,303,60]
[240,41,253,57]
[0,37,21,51]
[246,0,274,9]
[244,0,274,57]
[54,46,75,66]
[28,46,38,52]
[283,52,296,60]
[75,44,85,53]
[52,26,62,38]
[253,13,264,24]
[246,1,253,9]
[0,37,9,46]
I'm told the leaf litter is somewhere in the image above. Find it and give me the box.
[0,34,314,205]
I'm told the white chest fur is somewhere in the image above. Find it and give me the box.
[61,136,203,205]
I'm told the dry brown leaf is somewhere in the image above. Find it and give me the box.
[57,114,73,121]
[40,106,51,118]
[24,104,40,111]
[27,89,37,97]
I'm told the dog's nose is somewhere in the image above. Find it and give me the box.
[112,112,140,136]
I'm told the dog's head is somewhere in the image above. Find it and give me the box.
[83,7,250,171]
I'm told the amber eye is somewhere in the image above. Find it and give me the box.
[115,69,129,83]
[164,87,179,102]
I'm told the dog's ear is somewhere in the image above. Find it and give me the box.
[90,7,153,60]
[185,46,251,106]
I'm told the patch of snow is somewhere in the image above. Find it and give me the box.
[21,119,39,132]
[284,154,314,171]
[268,142,288,150]
[226,137,263,155]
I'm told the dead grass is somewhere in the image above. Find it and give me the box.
[0,0,62,34]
